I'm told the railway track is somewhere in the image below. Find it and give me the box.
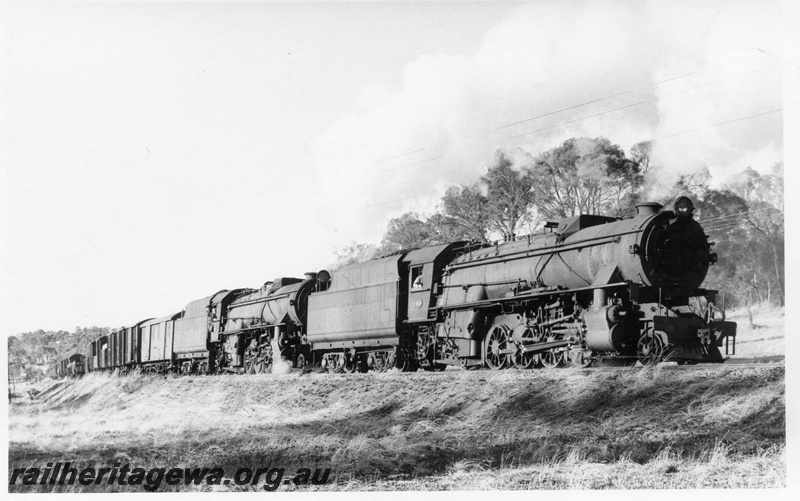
[261,356,784,378]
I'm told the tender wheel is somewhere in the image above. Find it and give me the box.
[322,354,341,373]
[343,351,358,373]
[335,354,347,373]
[637,331,665,366]
[385,351,397,371]
[511,326,542,370]
[369,354,384,373]
[540,334,565,369]
[484,325,511,370]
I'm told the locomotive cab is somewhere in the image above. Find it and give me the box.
[403,242,470,323]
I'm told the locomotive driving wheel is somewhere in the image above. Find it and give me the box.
[540,333,565,369]
[511,325,542,370]
[260,340,273,374]
[244,338,271,374]
[243,340,259,374]
[484,325,511,370]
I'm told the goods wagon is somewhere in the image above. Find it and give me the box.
[139,312,182,372]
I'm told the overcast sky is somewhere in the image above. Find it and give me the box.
[2,1,790,335]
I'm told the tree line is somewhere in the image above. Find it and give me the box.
[333,137,784,308]
[8,137,784,375]
[8,326,110,379]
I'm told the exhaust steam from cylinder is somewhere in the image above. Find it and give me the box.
[270,336,291,375]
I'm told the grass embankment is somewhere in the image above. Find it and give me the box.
[9,364,784,492]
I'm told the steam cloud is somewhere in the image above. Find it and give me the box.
[312,1,782,247]
[270,336,291,375]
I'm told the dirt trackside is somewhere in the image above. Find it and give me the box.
[8,365,784,491]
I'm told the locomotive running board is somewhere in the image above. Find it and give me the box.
[439,282,630,311]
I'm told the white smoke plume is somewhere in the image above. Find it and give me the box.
[644,1,783,195]
[312,1,782,246]
[270,336,291,375]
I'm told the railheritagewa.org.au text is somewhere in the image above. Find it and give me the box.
[9,461,332,491]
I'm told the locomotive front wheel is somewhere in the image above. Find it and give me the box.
[485,325,511,370]
[567,346,594,368]
[295,353,307,371]
[637,332,665,366]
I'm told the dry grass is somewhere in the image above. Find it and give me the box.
[8,363,785,492]
[725,304,784,360]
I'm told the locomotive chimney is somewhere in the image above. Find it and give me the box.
[304,272,318,281]
[636,202,663,216]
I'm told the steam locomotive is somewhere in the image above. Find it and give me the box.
[53,196,736,377]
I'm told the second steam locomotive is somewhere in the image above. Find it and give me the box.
[56,197,737,376]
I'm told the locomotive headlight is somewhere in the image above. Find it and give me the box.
[674,196,694,218]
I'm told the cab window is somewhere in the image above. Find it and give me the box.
[411,266,423,289]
